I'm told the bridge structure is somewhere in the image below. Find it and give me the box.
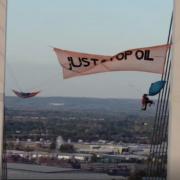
[0,1,180,180]
[147,1,180,179]
[146,14,172,180]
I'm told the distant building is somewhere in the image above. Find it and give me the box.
[78,139,83,143]
[57,153,92,161]
[56,136,64,150]
[67,139,71,144]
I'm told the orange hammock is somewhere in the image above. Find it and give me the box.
[12,89,40,98]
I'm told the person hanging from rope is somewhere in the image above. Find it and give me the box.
[141,94,154,111]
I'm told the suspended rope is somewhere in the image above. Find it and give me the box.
[6,61,23,91]
[6,60,64,97]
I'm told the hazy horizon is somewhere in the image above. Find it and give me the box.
[5,0,173,99]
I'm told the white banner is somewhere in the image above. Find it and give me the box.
[54,44,170,79]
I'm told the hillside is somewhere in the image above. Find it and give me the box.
[5,96,156,115]
[5,96,157,143]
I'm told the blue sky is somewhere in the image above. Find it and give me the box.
[6,0,173,98]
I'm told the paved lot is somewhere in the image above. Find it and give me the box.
[7,163,127,180]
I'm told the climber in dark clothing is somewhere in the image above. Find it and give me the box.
[141,94,154,111]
